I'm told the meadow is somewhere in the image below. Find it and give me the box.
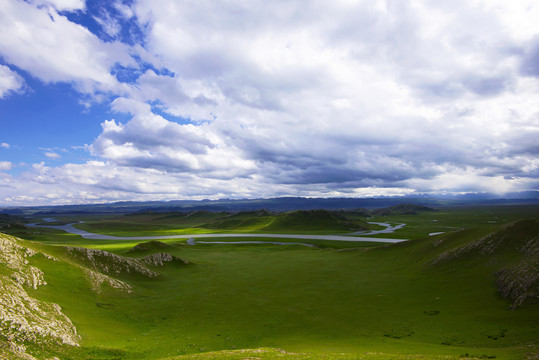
[1,205,538,359]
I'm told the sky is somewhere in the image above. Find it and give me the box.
[0,0,539,206]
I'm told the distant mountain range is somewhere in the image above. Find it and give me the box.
[1,191,538,215]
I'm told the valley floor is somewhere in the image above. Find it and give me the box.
[1,205,537,359]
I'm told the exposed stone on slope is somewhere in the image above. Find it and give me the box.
[66,247,190,280]
[0,233,80,359]
[496,235,539,309]
[65,247,159,277]
[0,234,46,289]
[432,222,517,265]
[522,237,539,258]
[0,340,38,360]
[0,233,194,358]
[140,252,190,267]
[432,237,445,247]
[0,276,79,346]
[430,220,539,309]
[83,269,133,294]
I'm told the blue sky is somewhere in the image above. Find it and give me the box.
[1,0,539,206]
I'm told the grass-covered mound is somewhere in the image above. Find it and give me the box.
[0,214,28,235]
[126,241,191,266]
[65,246,161,278]
[370,204,436,216]
[199,210,274,231]
[158,210,227,222]
[127,240,174,253]
[263,209,368,233]
[0,213,25,227]
[139,252,191,267]
[65,208,373,236]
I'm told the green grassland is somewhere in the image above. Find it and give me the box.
[361,204,539,239]
[1,205,538,359]
[19,205,538,240]
[30,209,372,237]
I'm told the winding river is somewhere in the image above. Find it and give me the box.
[28,219,407,245]
[349,222,406,235]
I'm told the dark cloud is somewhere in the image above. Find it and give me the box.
[504,130,539,157]
[463,75,512,96]
[520,38,539,77]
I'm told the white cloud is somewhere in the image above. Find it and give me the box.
[0,160,267,206]
[4,195,36,204]
[0,0,133,95]
[0,161,12,173]
[92,98,256,178]
[123,0,539,192]
[45,152,61,159]
[93,14,122,38]
[404,168,536,196]
[39,147,63,159]
[1,0,539,205]
[0,64,24,98]
[32,0,85,12]
[0,142,10,149]
[113,1,134,19]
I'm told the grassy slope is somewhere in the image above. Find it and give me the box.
[61,209,371,236]
[262,209,368,233]
[364,204,539,239]
[6,205,538,359]
[53,205,539,239]
[14,231,535,358]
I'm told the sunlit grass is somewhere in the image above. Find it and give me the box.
[5,205,538,359]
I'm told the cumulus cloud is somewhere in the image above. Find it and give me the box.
[0,64,24,98]
[0,0,133,95]
[0,161,11,171]
[0,143,10,149]
[0,160,280,205]
[121,0,539,194]
[1,0,539,205]
[91,98,256,178]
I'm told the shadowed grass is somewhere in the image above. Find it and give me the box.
[4,205,538,359]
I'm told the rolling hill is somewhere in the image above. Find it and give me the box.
[0,214,537,359]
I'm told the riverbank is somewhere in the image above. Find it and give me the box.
[28,220,407,243]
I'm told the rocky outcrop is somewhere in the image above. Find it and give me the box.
[0,276,79,346]
[65,247,159,278]
[139,252,190,267]
[0,340,38,360]
[0,233,79,359]
[430,220,539,309]
[83,269,133,294]
[0,234,48,289]
[432,221,519,265]
[0,233,193,359]
[496,236,539,309]
[66,246,190,280]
